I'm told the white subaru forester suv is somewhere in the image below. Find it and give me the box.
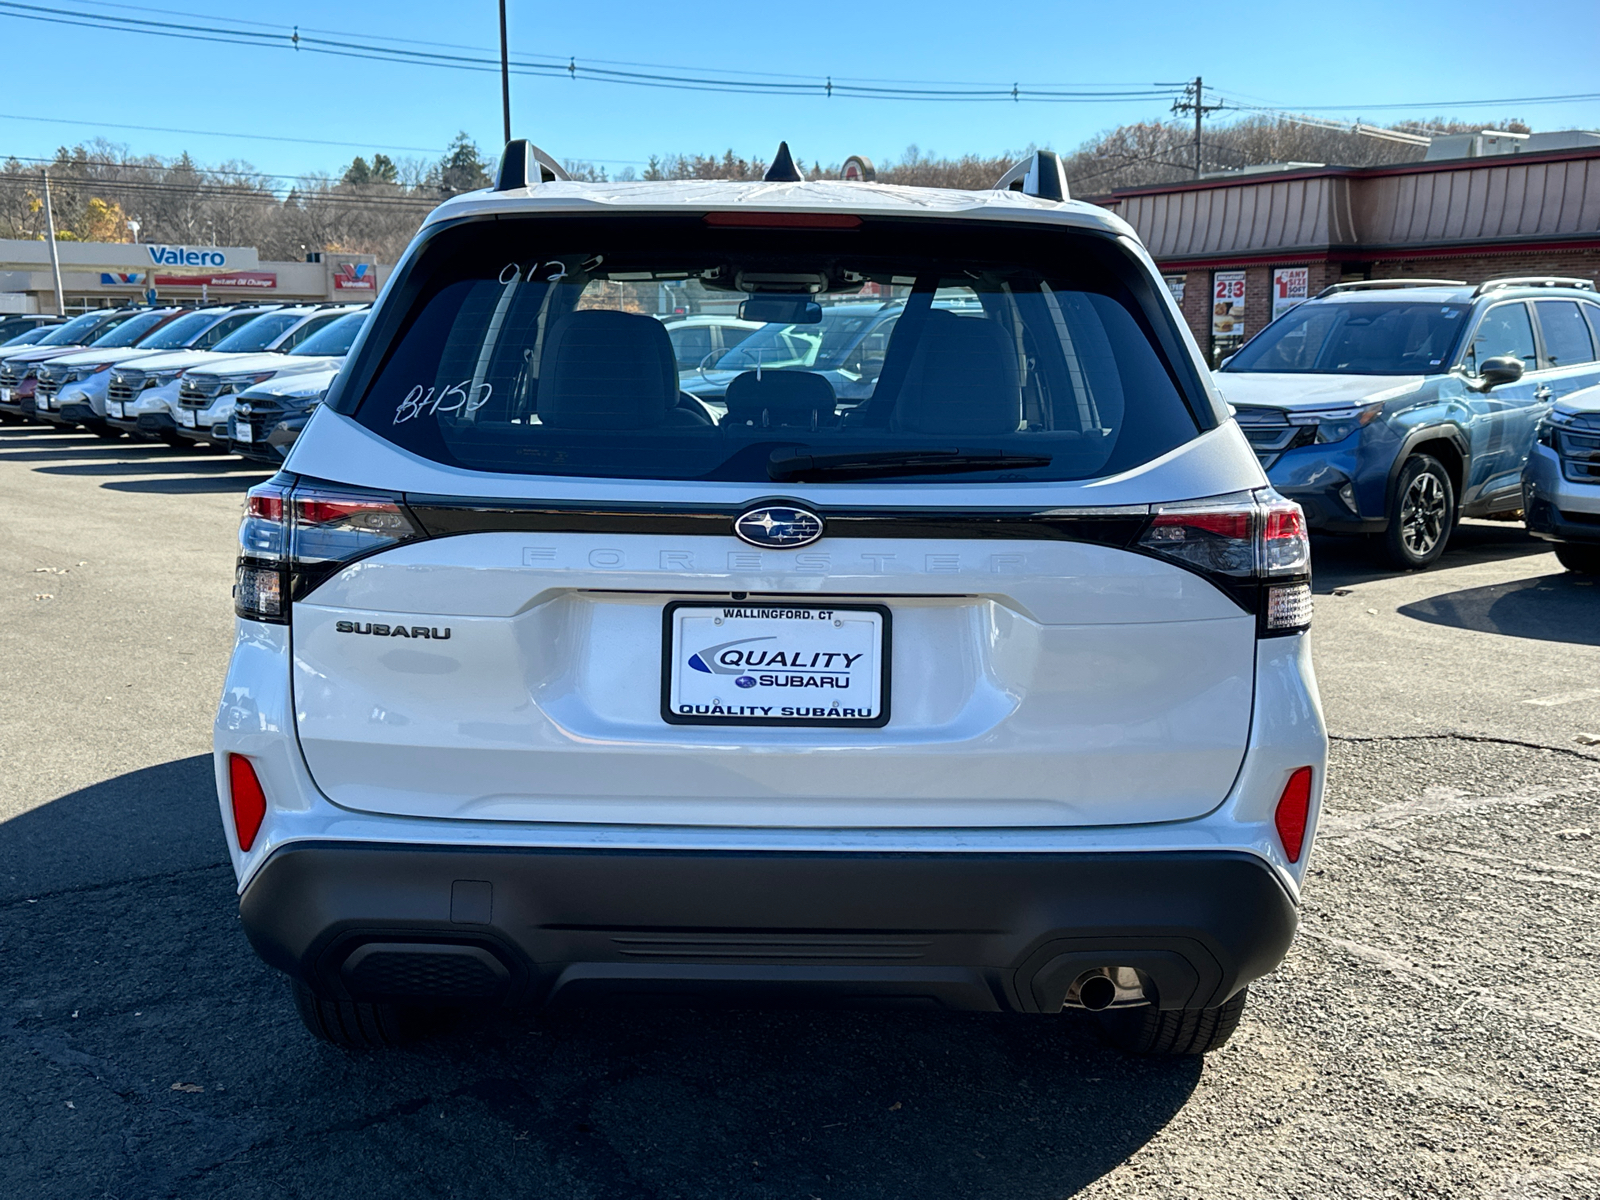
[216,142,1327,1054]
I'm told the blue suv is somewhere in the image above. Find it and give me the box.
[1217,277,1600,568]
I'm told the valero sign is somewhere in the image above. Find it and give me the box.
[147,244,228,267]
[334,262,375,291]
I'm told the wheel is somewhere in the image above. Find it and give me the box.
[1094,987,1250,1056]
[1381,454,1455,569]
[289,978,444,1048]
[1553,543,1600,574]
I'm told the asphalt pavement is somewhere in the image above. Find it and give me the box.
[2,423,1598,1200]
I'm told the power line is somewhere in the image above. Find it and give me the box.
[0,110,444,154]
[0,1,1178,103]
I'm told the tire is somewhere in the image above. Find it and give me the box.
[289,978,444,1048]
[1554,543,1600,574]
[1381,454,1456,570]
[1095,987,1250,1056]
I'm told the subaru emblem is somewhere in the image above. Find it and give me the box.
[733,504,825,548]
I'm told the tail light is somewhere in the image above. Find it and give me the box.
[1136,489,1312,636]
[1274,766,1314,863]
[234,476,422,623]
[228,753,267,852]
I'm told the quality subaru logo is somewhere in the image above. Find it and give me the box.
[733,504,824,548]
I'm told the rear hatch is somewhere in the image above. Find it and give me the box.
[240,209,1308,828]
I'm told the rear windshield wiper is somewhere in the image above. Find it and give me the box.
[768,447,1052,482]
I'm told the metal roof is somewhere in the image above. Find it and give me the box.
[1096,146,1600,265]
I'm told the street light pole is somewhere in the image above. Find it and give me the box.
[41,170,65,316]
[499,0,511,144]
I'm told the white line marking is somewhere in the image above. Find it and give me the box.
[1523,687,1600,707]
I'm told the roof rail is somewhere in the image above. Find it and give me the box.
[493,138,572,191]
[1314,278,1465,298]
[1472,276,1597,296]
[994,150,1069,202]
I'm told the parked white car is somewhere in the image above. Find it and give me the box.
[217,144,1325,1055]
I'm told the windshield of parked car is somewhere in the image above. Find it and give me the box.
[213,312,304,354]
[36,311,117,346]
[135,310,224,350]
[343,215,1204,483]
[290,310,367,357]
[2,326,54,347]
[1223,300,1468,375]
[90,310,175,348]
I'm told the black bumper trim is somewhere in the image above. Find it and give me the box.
[239,843,1298,1013]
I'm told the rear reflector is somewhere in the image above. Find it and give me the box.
[1274,767,1314,863]
[228,754,267,852]
[1266,582,1313,631]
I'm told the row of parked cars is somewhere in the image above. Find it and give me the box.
[0,302,369,463]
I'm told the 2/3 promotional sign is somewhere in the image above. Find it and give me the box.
[1213,270,1246,338]
[662,601,890,727]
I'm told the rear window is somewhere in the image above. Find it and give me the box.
[341,216,1203,483]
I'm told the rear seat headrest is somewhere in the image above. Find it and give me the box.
[724,370,837,428]
[537,310,679,429]
[893,310,1021,436]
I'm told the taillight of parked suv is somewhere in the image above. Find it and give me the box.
[1136,489,1312,634]
[235,477,423,622]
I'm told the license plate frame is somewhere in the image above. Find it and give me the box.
[661,600,891,728]
[235,421,253,443]
[177,408,197,428]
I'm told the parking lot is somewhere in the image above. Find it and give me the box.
[2,422,1598,1199]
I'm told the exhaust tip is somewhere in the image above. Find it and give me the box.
[1078,974,1118,1012]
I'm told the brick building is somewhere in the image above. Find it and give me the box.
[1092,146,1600,365]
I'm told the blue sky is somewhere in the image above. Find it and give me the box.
[1,0,1596,182]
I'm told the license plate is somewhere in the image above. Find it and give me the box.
[235,422,253,443]
[177,408,196,427]
[0,387,9,403]
[109,402,124,418]
[662,601,889,727]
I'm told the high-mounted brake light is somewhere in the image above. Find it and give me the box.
[234,478,422,623]
[1274,767,1314,863]
[1137,489,1312,635]
[704,211,862,229]
[228,753,267,852]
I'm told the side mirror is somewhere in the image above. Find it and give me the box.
[1476,354,1525,391]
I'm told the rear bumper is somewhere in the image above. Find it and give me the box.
[239,843,1297,1013]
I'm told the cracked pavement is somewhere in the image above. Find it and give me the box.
[2,425,1598,1199]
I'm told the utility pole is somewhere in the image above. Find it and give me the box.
[40,170,65,316]
[1170,77,1225,179]
[498,0,511,144]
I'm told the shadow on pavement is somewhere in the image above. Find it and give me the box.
[36,457,255,477]
[103,474,271,494]
[1310,520,1551,593]
[0,757,1200,1199]
[0,755,226,903]
[1399,570,1600,645]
